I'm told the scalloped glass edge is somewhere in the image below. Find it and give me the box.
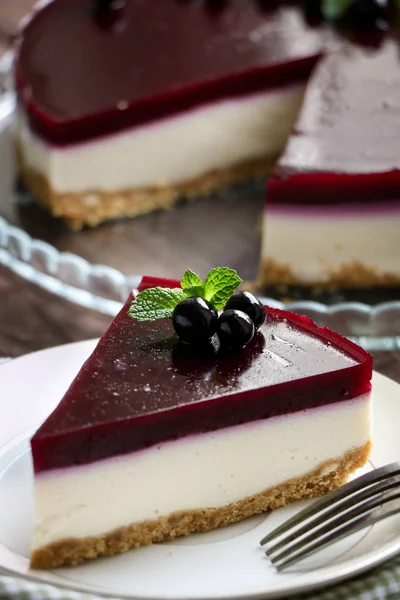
[1,54,400,350]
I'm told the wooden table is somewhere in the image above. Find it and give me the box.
[0,1,399,386]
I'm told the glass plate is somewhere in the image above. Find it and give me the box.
[1,53,400,350]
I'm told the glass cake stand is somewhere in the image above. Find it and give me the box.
[1,53,400,350]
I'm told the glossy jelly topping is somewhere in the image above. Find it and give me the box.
[269,38,400,204]
[15,0,327,146]
[31,276,372,473]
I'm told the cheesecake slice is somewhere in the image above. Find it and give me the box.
[260,38,400,289]
[15,0,326,228]
[30,275,372,569]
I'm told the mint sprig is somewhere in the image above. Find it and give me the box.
[128,267,243,322]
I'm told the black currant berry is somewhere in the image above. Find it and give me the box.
[94,0,125,28]
[303,0,323,23]
[172,297,218,344]
[205,0,226,12]
[96,0,121,12]
[217,309,255,350]
[341,0,393,30]
[224,291,266,330]
[255,0,280,14]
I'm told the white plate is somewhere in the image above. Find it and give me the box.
[0,340,399,599]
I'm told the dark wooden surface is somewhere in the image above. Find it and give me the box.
[0,2,399,386]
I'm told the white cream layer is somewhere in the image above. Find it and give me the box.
[18,86,305,193]
[33,394,371,550]
[262,206,400,283]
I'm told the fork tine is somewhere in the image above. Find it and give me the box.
[269,488,400,565]
[273,512,373,571]
[265,475,400,556]
[272,501,400,571]
[260,462,400,547]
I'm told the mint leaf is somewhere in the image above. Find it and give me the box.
[180,269,204,298]
[128,287,186,322]
[322,0,352,20]
[203,267,242,310]
[183,285,204,298]
[181,269,203,290]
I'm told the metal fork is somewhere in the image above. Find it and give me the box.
[260,462,400,571]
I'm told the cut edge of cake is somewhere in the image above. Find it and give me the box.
[31,443,370,569]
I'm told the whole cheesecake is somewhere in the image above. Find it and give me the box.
[15,0,400,289]
[260,37,400,289]
[15,0,326,228]
[30,275,372,569]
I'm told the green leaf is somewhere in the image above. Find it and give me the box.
[203,267,242,310]
[183,285,205,298]
[322,0,352,20]
[128,287,186,322]
[180,269,204,298]
[181,269,203,290]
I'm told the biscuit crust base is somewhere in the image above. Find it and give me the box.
[18,155,273,230]
[259,257,400,290]
[30,442,371,569]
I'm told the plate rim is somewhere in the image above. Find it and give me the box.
[0,340,400,599]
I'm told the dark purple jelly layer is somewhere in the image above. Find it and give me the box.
[31,277,372,473]
[268,170,400,205]
[15,1,326,146]
[269,38,400,197]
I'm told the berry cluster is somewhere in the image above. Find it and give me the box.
[304,0,395,30]
[172,291,266,351]
[181,0,396,30]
